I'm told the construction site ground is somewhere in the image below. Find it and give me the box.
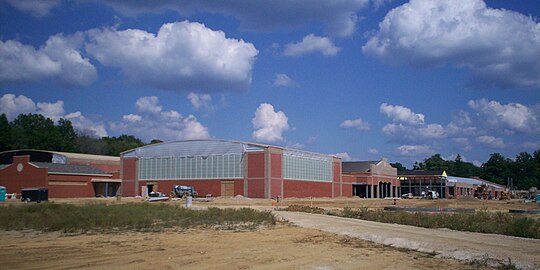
[1,196,539,269]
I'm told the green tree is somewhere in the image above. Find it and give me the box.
[450,154,481,177]
[102,134,145,156]
[511,152,539,189]
[150,139,164,144]
[423,154,450,171]
[10,114,62,150]
[74,130,107,155]
[0,114,11,151]
[390,162,407,172]
[480,153,512,186]
[57,118,77,152]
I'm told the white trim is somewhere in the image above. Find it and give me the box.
[48,172,112,177]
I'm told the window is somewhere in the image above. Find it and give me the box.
[283,153,332,182]
[139,153,243,180]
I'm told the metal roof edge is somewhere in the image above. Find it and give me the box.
[120,139,338,158]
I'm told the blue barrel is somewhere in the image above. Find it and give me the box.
[536,194,540,203]
[0,186,6,202]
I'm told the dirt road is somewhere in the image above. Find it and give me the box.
[276,211,540,270]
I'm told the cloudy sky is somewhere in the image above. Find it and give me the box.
[1,0,539,167]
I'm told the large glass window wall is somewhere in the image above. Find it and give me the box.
[283,154,333,182]
[138,154,243,180]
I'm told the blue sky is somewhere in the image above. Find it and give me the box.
[1,0,539,167]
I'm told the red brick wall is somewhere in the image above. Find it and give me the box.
[283,180,333,198]
[342,183,353,197]
[122,180,136,197]
[47,174,105,198]
[247,153,265,178]
[0,156,48,195]
[333,161,341,183]
[342,175,355,183]
[247,152,265,198]
[121,158,138,197]
[271,154,282,178]
[248,179,265,198]
[234,180,244,196]
[271,179,282,198]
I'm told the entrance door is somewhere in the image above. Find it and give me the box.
[352,184,367,198]
[221,181,235,197]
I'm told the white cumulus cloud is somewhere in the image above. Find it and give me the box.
[252,103,290,143]
[273,74,299,88]
[475,135,505,148]
[2,0,61,17]
[65,111,108,138]
[367,148,379,155]
[0,93,108,136]
[0,94,37,120]
[187,93,214,111]
[339,118,370,131]
[135,96,162,113]
[380,103,424,125]
[0,33,97,87]
[397,145,434,157]
[334,152,353,161]
[363,0,540,88]
[111,96,210,141]
[0,93,66,122]
[284,34,340,57]
[468,99,539,134]
[122,114,142,122]
[85,21,258,93]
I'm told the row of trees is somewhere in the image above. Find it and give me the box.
[391,152,540,190]
[0,114,151,156]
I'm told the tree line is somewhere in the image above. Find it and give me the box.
[1,113,538,189]
[0,113,158,156]
[391,152,540,190]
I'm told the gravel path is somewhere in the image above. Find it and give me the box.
[275,211,540,270]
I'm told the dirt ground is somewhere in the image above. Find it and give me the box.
[1,197,538,270]
[0,225,494,270]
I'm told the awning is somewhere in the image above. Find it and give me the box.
[91,178,122,183]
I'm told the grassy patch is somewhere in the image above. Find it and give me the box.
[0,203,275,233]
[283,205,540,239]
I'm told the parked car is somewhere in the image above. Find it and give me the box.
[401,193,413,199]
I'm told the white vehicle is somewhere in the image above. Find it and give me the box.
[421,190,439,199]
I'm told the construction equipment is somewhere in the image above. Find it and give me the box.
[421,190,439,199]
[474,184,489,200]
[171,185,198,198]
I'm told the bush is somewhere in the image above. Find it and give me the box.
[0,203,276,233]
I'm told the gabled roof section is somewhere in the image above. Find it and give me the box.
[342,161,378,173]
[31,162,110,176]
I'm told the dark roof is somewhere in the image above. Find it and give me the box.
[398,170,444,176]
[342,161,378,173]
[31,162,110,175]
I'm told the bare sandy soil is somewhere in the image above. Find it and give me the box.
[0,226,493,270]
[1,197,538,270]
[276,211,540,270]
